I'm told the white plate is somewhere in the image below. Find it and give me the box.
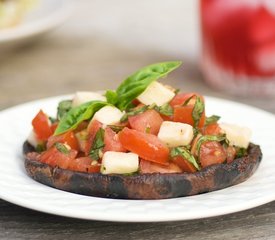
[0,0,73,48]
[0,95,275,222]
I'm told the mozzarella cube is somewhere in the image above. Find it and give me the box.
[92,106,124,125]
[72,91,106,107]
[137,81,175,106]
[158,121,194,147]
[101,151,139,174]
[219,123,252,148]
[27,130,39,148]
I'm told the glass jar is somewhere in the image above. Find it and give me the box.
[200,0,275,96]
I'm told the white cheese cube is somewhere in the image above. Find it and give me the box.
[72,91,106,107]
[101,151,139,174]
[137,81,175,106]
[158,121,194,147]
[92,106,124,125]
[219,123,252,148]
[27,130,39,148]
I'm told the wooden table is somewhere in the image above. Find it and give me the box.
[1,1,275,239]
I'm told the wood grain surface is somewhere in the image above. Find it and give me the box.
[1,1,275,239]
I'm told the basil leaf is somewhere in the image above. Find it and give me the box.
[205,115,221,126]
[114,61,182,110]
[235,147,247,158]
[107,125,125,133]
[192,97,204,128]
[120,105,149,122]
[57,100,72,121]
[54,142,70,155]
[195,135,226,157]
[155,103,174,116]
[170,147,200,170]
[89,128,105,160]
[182,95,195,106]
[35,143,46,153]
[105,90,118,106]
[54,101,108,135]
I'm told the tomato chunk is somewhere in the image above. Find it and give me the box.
[174,105,205,128]
[119,127,169,165]
[103,127,127,152]
[68,157,101,173]
[139,159,182,173]
[40,146,77,169]
[199,141,226,168]
[202,123,222,135]
[170,93,204,107]
[171,156,197,173]
[32,110,53,141]
[84,120,103,155]
[47,131,79,151]
[128,109,163,135]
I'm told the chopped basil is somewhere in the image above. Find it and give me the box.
[89,128,105,160]
[170,147,200,170]
[155,103,174,116]
[182,95,195,106]
[54,142,70,155]
[145,126,151,133]
[57,100,72,121]
[205,115,221,126]
[107,125,125,133]
[235,147,247,158]
[192,96,205,128]
[49,116,57,124]
[120,105,148,122]
[195,135,226,157]
[35,143,46,153]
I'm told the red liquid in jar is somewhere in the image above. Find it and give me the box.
[201,0,275,96]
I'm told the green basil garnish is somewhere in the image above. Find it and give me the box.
[35,143,46,153]
[107,125,125,133]
[54,142,70,155]
[89,128,105,160]
[170,147,200,170]
[54,101,108,135]
[192,96,204,128]
[106,61,182,110]
[195,135,226,157]
[120,105,149,122]
[205,115,221,126]
[57,100,72,121]
[235,147,247,158]
[155,103,174,116]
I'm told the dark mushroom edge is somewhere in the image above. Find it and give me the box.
[23,141,262,200]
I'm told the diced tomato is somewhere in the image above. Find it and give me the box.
[119,127,169,165]
[84,120,103,155]
[40,146,77,169]
[199,141,227,168]
[202,123,222,135]
[32,110,53,141]
[139,159,182,173]
[171,156,197,173]
[170,93,204,107]
[128,109,163,135]
[226,146,237,164]
[47,131,79,151]
[68,157,101,173]
[174,105,205,128]
[103,127,127,152]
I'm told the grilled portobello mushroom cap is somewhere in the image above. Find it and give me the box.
[23,141,262,199]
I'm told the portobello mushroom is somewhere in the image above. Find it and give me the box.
[23,141,262,200]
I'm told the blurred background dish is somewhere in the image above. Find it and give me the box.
[201,0,275,96]
[0,0,73,49]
